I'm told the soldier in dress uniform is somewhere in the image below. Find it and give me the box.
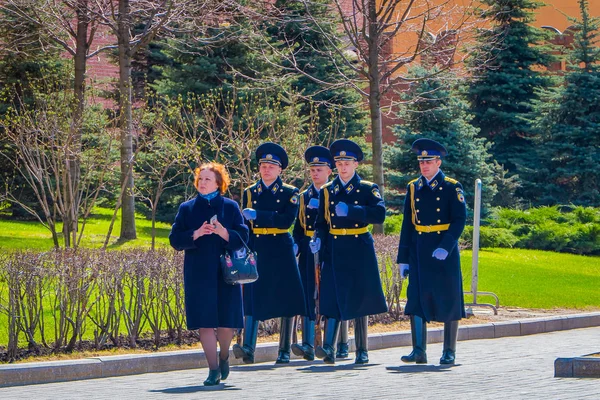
[396,138,467,365]
[310,138,388,364]
[290,146,333,361]
[232,142,307,364]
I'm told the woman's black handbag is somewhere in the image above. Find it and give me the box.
[220,231,258,285]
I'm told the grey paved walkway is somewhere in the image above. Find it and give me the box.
[1,326,598,399]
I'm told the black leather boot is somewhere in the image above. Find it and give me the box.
[203,368,221,386]
[440,320,459,365]
[401,315,427,364]
[232,316,258,364]
[336,320,349,359]
[219,355,230,380]
[291,317,315,361]
[354,316,369,364]
[276,317,294,364]
[315,318,340,364]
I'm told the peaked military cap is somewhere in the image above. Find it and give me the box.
[329,139,364,162]
[411,138,448,160]
[256,142,289,169]
[305,145,333,169]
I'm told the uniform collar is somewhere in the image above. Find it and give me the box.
[417,170,445,191]
[332,173,360,196]
[259,177,282,195]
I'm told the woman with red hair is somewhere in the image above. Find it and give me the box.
[170,162,248,386]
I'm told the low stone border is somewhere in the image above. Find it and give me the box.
[555,355,600,378]
[2,311,600,387]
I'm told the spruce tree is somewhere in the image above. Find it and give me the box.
[265,0,367,140]
[533,0,600,205]
[386,66,498,213]
[467,0,554,189]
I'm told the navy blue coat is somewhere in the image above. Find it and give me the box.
[169,193,248,329]
[396,170,467,323]
[315,174,388,321]
[292,184,321,320]
[242,177,307,321]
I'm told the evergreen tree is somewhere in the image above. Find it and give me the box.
[467,0,554,189]
[532,0,600,205]
[386,66,499,214]
[265,0,367,140]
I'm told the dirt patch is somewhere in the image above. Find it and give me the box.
[2,307,596,364]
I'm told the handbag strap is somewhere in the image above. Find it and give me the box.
[229,229,252,253]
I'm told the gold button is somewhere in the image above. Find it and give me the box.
[331,201,334,204]
[437,208,440,212]
[416,198,420,202]
[437,231,441,235]
[416,209,420,213]
[355,235,358,238]
[253,201,257,204]
[253,190,256,193]
[436,197,440,201]
[280,189,283,192]
[331,213,335,216]
[418,232,422,235]
[334,235,338,239]
[277,199,280,203]
[333,225,336,228]
[307,215,310,218]
[357,190,360,193]
[437,219,441,223]
[440,187,443,191]
[355,201,358,204]
[355,224,359,227]
[256,234,259,237]
[273,234,276,236]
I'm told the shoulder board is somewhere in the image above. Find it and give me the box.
[282,183,297,191]
[444,177,458,184]
[244,183,256,192]
[408,178,419,185]
[360,180,376,187]
[322,181,333,189]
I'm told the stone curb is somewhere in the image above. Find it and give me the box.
[2,311,600,387]
[555,355,600,378]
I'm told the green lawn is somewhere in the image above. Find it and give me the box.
[460,248,600,309]
[0,207,172,250]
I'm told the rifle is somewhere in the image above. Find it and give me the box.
[313,232,323,348]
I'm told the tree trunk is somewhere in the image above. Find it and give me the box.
[117,0,137,240]
[64,0,89,247]
[368,0,384,234]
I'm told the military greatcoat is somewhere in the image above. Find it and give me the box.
[242,177,307,321]
[169,194,248,329]
[315,174,388,321]
[397,170,467,323]
[292,184,321,320]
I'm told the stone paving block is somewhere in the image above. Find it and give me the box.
[380,331,411,348]
[0,359,102,387]
[493,321,520,338]
[520,318,546,336]
[554,358,573,377]
[144,350,205,373]
[94,354,149,377]
[253,343,278,364]
[368,333,384,351]
[545,316,566,332]
[428,327,443,343]
[573,356,600,378]
[465,324,495,340]
[565,313,600,330]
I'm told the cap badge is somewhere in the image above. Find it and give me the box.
[422,150,428,156]
[266,154,273,160]
[313,157,319,162]
[340,151,346,156]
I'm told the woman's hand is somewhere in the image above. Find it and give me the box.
[212,219,230,242]
[192,221,215,240]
